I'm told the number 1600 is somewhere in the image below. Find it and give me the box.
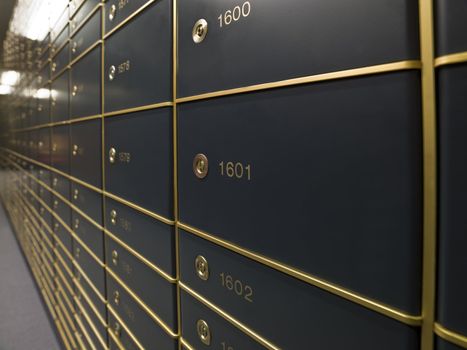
[218,1,251,28]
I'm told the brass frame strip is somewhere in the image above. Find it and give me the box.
[180,282,280,350]
[73,277,108,328]
[104,228,176,283]
[103,0,159,39]
[434,51,467,68]
[107,304,145,350]
[179,337,195,350]
[56,319,73,350]
[106,328,126,350]
[106,266,178,338]
[178,222,422,326]
[175,60,422,103]
[74,313,99,350]
[434,324,467,350]
[54,302,78,349]
[74,295,108,350]
[51,38,71,61]
[73,259,107,305]
[51,65,69,83]
[102,101,173,118]
[419,0,437,349]
[70,0,88,21]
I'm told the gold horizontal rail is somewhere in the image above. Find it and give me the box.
[435,51,467,68]
[435,323,467,349]
[177,222,422,326]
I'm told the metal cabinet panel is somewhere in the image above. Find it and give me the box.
[437,63,467,336]
[104,196,175,276]
[104,0,172,112]
[38,128,51,165]
[105,237,177,331]
[107,322,139,350]
[71,0,101,32]
[178,0,420,97]
[74,237,105,295]
[51,25,69,58]
[53,217,72,255]
[436,337,464,350]
[35,87,50,126]
[51,7,69,44]
[70,182,102,225]
[435,0,467,56]
[53,195,71,227]
[51,71,69,123]
[106,273,178,350]
[51,125,70,174]
[179,230,420,350]
[70,48,101,120]
[105,108,173,218]
[51,174,70,200]
[178,71,423,314]
[180,290,264,350]
[37,65,49,87]
[51,44,69,80]
[71,9,101,61]
[74,287,107,346]
[70,119,102,187]
[72,209,104,261]
[104,0,148,34]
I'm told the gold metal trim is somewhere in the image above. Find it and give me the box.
[54,302,78,349]
[56,319,73,350]
[434,324,467,349]
[435,51,467,68]
[74,295,108,349]
[177,222,422,326]
[103,0,158,39]
[106,266,178,337]
[73,277,107,328]
[107,327,127,350]
[73,259,107,305]
[106,304,145,350]
[176,60,422,103]
[51,65,70,83]
[419,0,437,349]
[103,101,173,118]
[180,282,279,350]
[179,337,195,350]
[104,190,174,225]
[51,38,71,61]
[74,313,98,350]
[104,228,176,283]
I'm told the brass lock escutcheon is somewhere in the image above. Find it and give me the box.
[113,322,121,337]
[193,153,208,179]
[113,290,120,305]
[74,218,80,230]
[108,65,116,81]
[109,147,117,163]
[51,62,57,72]
[72,144,79,156]
[72,85,78,96]
[109,4,117,21]
[195,255,209,281]
[75,247,80,258]
[71,41,77,54]
[53,200,59,209]
[196,319,211,345]
[73,188,79,200]
[52,177,58,187]
[110,209,117,225]
[112,250,119,266]
[192,19,208,43]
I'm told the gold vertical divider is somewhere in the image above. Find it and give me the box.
[100,2,109,349]
[172,0,182,344]
[419,0,437,349]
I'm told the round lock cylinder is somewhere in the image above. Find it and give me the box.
[75,247,80,258]
[108,65,116,81]
[195,255,210,281]
[196,319,211,345]
[74,218,80,230]
[73,189,79,200]
[109,147,117,163]
[72,144,79,156]
[193,153,209,179]
[52,177,58,187]
[113,322,121,337]
[192,19,208,43]
[71,41,77,54]
[112,250,119,266]
[113,290,120,305]
[110,209,117,225]
[109,4,117,21]
[72,85,78,96]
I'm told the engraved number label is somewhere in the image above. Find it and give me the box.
[219,161,251,180]
[218,1,251,28]
[221,342,234,350]
[118,0,129,10]
[118,60,130,74]
[220,272,253,302]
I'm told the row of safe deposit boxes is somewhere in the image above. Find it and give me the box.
[1,0,467,349]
